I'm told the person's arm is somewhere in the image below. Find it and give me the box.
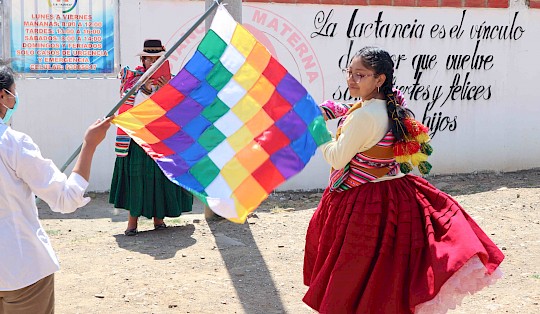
[319,100,352,121]
[135,75,170,105]
[72,117,113,181]
[140,75,169,96]
[15,117,112,213]
[139,80,153,96]
[320,110,379,170]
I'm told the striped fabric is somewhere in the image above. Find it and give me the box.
[114,66,144,157]
[319,100,351,120]
[114,135,131,157]
[329,131,399,192]
[319,99,399,192]
[114,93,136,157]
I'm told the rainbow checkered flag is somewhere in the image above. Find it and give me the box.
[112,5,331,223]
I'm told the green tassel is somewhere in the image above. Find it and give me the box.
[400,162,413,174]
[421,143,433,156]
[418,161,432,175]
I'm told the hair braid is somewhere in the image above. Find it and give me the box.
[353,47,432,175]
[355,47,414,142]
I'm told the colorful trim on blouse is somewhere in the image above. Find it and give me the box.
[329,130,399,192]
[320,96,406,192]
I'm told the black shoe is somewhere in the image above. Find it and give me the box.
[154,223,167,230]
[124,228,138,236]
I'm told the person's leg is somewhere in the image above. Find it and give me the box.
[124,214,138,236]
[153,217,166,230]
[0,274,54,314]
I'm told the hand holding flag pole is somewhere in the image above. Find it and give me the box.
[58,0,223,173]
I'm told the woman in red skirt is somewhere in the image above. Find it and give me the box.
[303,46,504,313]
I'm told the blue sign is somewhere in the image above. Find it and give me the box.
[10,0,115,74]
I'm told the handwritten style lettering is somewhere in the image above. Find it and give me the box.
[347,10,425,39]
[318,9,524,139]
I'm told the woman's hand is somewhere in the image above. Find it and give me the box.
[155,76,169,88]
[319,106,329,121]
[144,79,153,91]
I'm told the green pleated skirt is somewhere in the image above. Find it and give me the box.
[109,141,193,219]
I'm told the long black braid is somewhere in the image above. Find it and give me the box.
[352,47,413,142]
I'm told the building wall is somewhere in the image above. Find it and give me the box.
[12,0,540,191]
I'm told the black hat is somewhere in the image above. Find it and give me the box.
[137,39,166,56]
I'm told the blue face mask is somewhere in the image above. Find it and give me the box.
[2,89,19,124]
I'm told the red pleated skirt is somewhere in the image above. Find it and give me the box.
[303,175,504,314]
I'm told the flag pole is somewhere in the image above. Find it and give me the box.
[59,0,223,172]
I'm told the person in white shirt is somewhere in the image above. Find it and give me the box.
[0,62,112,313]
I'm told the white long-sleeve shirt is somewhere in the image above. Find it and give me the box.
[0,121,90,291]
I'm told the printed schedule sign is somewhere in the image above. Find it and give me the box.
[10,0,115,74]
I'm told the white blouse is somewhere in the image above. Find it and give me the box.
[0,121,90,291]
[321,98,391,169]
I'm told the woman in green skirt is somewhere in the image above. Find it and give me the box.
[110,39,193,236]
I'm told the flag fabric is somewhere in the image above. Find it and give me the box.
[112,5,331,223]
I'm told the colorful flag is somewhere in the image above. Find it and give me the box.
[112,5,331,223]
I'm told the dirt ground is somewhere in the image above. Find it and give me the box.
[38,169,540,314]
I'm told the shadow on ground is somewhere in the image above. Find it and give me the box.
[113,224,197,260]
[207,218,287,314]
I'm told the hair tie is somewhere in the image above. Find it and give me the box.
[387,97,395,106]
[391,110,399,121]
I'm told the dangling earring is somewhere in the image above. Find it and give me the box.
[377,86,380,93]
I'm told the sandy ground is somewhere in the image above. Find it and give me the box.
[38,169,540,314]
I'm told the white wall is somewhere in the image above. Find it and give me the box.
[12,1,540,191]
[14,79,118,191]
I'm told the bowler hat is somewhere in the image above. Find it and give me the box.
[137,39,166,56]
